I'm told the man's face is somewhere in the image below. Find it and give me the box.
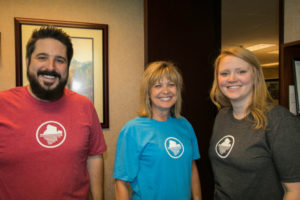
[27,38,69,101]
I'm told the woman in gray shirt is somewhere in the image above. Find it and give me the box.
[209,46,300,200]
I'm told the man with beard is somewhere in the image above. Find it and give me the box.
[0,26,107,200]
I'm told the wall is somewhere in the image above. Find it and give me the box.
[284,0,300,43]
[145,1,220,199]
[0,0,144,199]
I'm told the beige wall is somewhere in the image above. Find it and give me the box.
[284,0,300,43]
[0,0,144,199]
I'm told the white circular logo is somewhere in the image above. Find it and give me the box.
[215,135,235,158]
[36,121,66,148]
[164,137,184,159]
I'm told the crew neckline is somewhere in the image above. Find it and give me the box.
[151,115,173,123]
[229,107,248,122]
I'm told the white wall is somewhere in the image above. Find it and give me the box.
[0,0,144,199]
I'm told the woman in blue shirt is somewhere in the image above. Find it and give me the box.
[113,61,202,200]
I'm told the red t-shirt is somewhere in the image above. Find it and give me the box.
[0,86,106,200]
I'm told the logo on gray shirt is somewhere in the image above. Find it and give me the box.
[215,135,234,158]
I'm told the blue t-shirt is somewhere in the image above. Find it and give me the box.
[113,116,200,200]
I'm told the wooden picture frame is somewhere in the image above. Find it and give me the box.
[14,17,109,128]
[292,58,300,115]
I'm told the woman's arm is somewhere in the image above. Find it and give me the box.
[283,182,300,200]
[191,161,202,200]
[115,179,130,200]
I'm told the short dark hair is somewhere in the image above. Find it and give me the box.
[26,26,73,67]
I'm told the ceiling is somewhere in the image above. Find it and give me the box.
[221,0,279,68]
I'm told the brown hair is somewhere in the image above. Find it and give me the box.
[26,26,73,67]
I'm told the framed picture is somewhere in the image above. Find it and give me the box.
[14,17,109,128]
[292,58,300,115]
[0,32,1,58]
[265,78,279,103]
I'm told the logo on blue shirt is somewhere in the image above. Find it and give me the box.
[164,137,184,159]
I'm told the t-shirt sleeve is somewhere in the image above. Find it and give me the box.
[113,123,140,182]
[269,111,300,182]
[88,103,107,156]
[191,129,201,160]
[182,118,201,160]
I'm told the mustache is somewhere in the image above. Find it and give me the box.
[37,70,61,78]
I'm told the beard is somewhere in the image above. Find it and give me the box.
[27,69,68,101]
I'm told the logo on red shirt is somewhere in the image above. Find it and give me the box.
[36,121,66,148]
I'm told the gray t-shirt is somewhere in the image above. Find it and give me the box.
[209,105,300,200]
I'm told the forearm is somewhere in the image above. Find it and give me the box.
[283,191,300,200]
[284,193,300,200]
[87,155,104,200]
[283,182,300,200]
[115,179,130,200]
[191,161,202,200]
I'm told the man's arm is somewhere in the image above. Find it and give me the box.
[115,179,130,200]
[191,161,202,200]
[87,154,104,200]
[283,182,300,200]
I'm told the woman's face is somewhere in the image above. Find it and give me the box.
[150,76,177,114]
[217,55,254,106]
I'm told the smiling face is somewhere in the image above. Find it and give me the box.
[217,55,254,107]
[150,76,177,115]
[27,38,69,101]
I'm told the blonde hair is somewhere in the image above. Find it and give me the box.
[210,46,274,129]
[138,61,183,118]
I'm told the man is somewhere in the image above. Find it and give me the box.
[0,26,107,200]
